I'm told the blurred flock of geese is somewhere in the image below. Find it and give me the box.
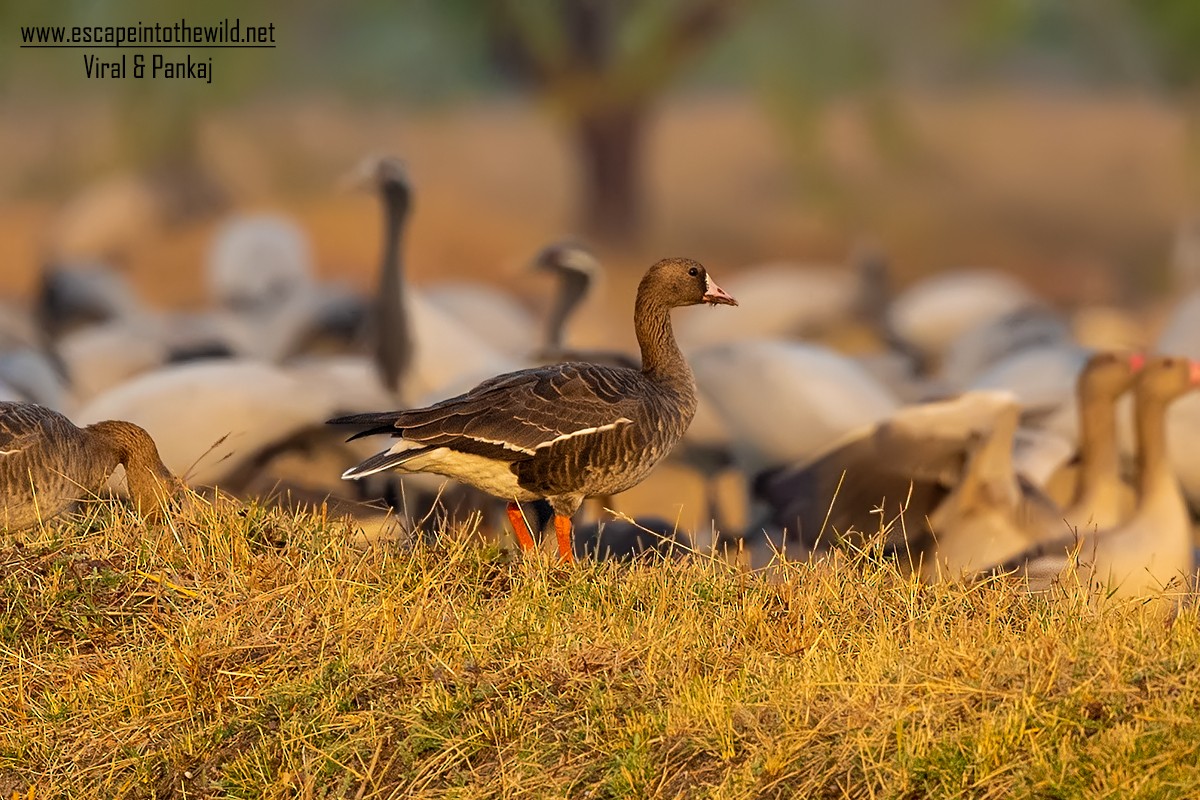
[7,155,1200,609]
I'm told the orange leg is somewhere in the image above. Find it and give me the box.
[506,502,536,552]
[554,514,575,563]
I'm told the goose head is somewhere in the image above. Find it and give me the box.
[1139,355,1200,402]
[1079,351,1143,402]
[85,419,184,519]
[639,258,737,309]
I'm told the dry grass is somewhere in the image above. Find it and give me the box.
[2,497,1200,799]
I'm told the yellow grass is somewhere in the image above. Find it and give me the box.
[2,497,1200,799]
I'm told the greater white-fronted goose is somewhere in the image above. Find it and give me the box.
[331,257,738,561]
[997,356,1200,600]
[0,402,180,530]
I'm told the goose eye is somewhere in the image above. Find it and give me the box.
[687,267,698,277]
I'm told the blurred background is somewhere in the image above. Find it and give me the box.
[5,0,1200,310]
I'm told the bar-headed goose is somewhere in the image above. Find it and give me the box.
[332,257,738,561]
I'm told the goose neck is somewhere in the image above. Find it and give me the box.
[1134,393,1172,502]
[1076,391,1121,500]
[634,291,690,391]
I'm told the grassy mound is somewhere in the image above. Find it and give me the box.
[2,497,1199,798]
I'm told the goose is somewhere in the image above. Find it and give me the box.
[331,257,738,562]
[0,402,180,530]
[887,269,1040,372]
[691,339,900,476]
[997,356,1200,601]
[751,390,1024,554]
[74,360,347,488]
[1045,351,1142,530]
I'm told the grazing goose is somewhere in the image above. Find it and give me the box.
[997,356,1200,601]
[0,402,180,530]
[332,257,738,561]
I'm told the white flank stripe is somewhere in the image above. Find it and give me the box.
[0,448,21,456]
[463,435,537,455]
[534,418,632,450]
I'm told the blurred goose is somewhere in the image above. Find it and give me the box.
[1045,351,1142,530]
[74,360,346,488]
[752,390,1024,554]
[691,340,900,475]
[332,257,738,561]
[999,356,1200,600]
[0,401,180,530]
[887,269,1040,372]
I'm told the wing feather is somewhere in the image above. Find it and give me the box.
[329,362,642,457]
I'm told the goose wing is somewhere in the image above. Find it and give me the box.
[0,402,60,455]
[333,363,639,473]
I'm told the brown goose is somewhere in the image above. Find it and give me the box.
[331,257,737,561]
[1052,351,1142,531]
[998,356,1200,599]
[0,402,180,530]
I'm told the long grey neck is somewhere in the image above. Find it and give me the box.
[544,270,591,351]
[375,182,412,394]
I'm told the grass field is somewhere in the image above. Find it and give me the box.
[2,498,1199,799]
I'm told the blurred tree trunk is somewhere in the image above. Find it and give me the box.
[488,0,745,243]
[575,104,645,241]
